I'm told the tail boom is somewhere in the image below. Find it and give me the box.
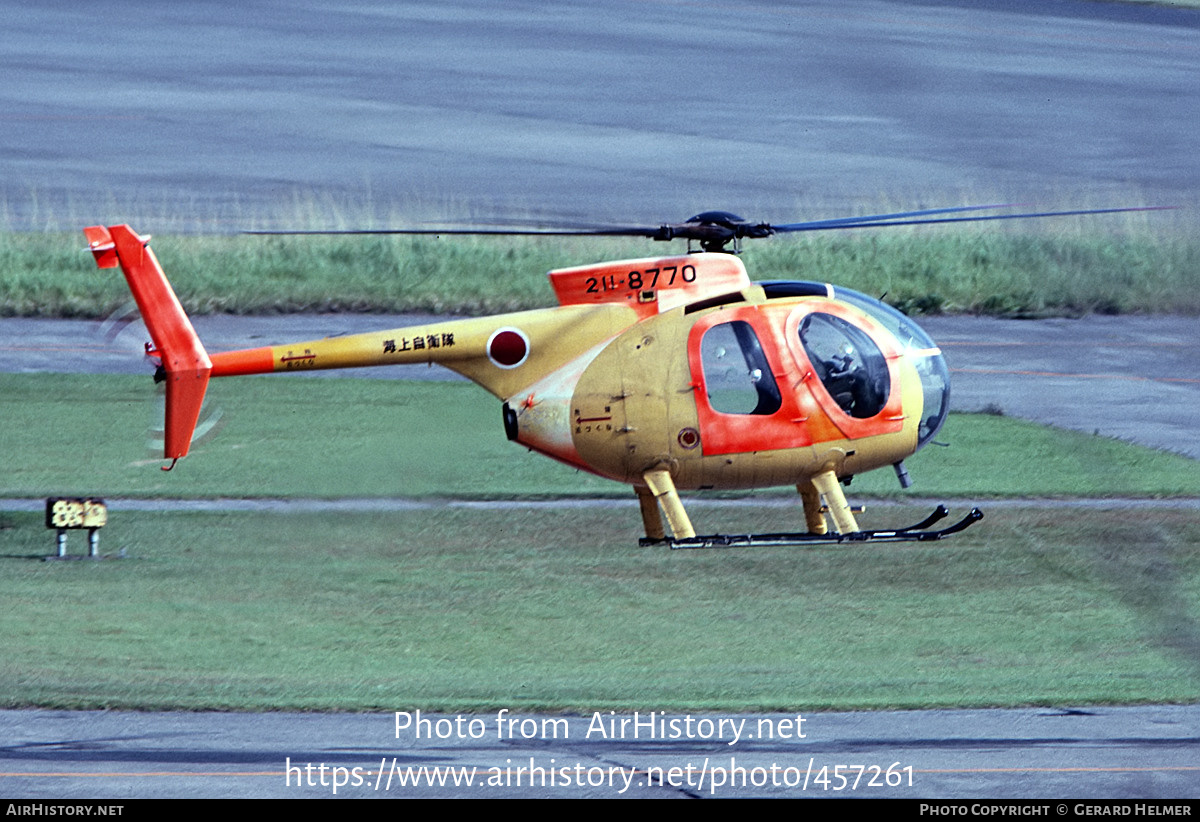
[206,304,638,400]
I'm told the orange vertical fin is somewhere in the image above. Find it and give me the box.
[85,225,212,468]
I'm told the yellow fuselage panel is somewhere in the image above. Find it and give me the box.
[570,308,693,482]
[560,297,924,489]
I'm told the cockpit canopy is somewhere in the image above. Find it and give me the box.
[761,281,951,450]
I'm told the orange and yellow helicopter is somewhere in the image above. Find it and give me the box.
[83,205,1149,548]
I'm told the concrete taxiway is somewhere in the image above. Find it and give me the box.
[3,0,1198,228]
[3,705,1199,799]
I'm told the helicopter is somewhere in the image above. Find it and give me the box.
[83,204,1155,548]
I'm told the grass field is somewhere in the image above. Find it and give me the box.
[2,207,1197,318]
[3,373,1200,500]
[1,374,1198,711]
[1,505,1197,711]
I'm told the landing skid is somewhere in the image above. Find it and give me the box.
[640,505,984,549]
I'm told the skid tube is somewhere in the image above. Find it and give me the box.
[640,505,984,550]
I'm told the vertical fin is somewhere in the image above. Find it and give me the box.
[85,225,212,466]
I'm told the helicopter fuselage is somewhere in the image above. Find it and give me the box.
[512,290,926,490]
[85,224,955,541]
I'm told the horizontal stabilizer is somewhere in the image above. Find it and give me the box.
[83,226,118,269]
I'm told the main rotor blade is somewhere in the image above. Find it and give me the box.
[770,205,1172,233]
[771,204,1014,232]
[243,226,666,238]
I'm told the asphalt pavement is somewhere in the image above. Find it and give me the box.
[4,705,1198,799]
[3,0,1198,229]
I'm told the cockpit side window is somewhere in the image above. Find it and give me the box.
[699,321,782,415]
[797,313,889,419]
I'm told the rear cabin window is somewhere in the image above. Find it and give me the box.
[699,321,782,415]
